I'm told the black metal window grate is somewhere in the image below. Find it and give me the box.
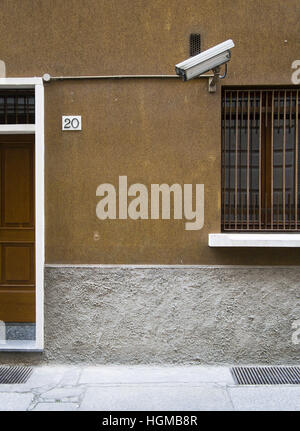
[231,366,300,385]
[0,366,33,384]
[0,90,35,124]
[190,34,201,56]
[222,88,300,231]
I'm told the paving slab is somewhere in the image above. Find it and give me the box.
[0,366,69,393]
[39,386,84,402]
[228,386,300,411]
[25,366,67,389]
[31,402,79,411]
[0,392,34,411]
[79,366,234,385]
[0,366,299,411]
[58,367,82,386]
[79,384,233,411]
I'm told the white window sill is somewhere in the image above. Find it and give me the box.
[0,340,43,352]
[209,233,300,247]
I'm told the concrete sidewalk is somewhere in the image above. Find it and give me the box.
[0,366,299,411]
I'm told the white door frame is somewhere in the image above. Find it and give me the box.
[0,78,44,351]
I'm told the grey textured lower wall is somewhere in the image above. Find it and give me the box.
[1,266,300,364]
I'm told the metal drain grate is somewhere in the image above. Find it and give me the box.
[0,366,33,384]
[231,366,300,385]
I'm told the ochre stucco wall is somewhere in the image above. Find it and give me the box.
[1,0,300,264]
[1,0,299,82]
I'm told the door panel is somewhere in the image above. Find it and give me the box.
[0,135,35,322]
[4,245,33,282]
[0,290,35,322]
[3,146,33,225]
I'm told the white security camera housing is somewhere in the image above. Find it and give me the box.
[175,39,235,81]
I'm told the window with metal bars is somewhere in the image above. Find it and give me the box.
[222,88,300,231]
[0,90,35,124]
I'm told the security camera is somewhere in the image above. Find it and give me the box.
[175,39,235,81]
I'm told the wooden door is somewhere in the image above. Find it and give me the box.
[0,135,35,322]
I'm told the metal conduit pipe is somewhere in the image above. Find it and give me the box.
[42,73,214,82]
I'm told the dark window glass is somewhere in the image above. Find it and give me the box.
[0,90,35,124]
